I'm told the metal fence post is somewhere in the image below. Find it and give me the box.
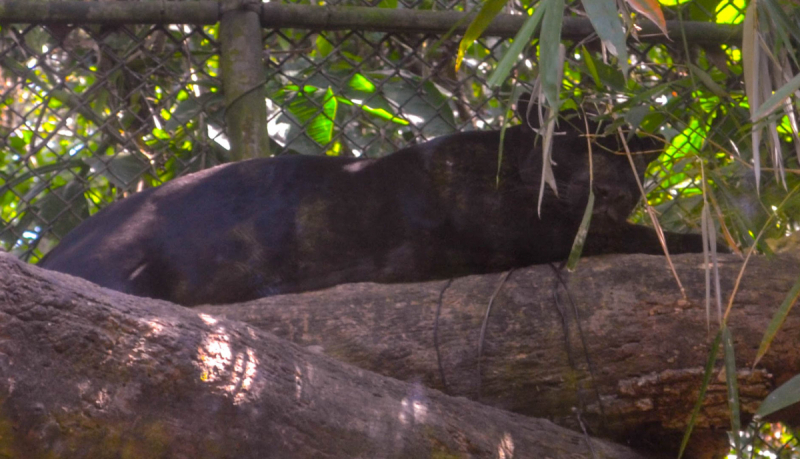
[219,0,270,160]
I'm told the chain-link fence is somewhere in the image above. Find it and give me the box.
[1,0,796,267]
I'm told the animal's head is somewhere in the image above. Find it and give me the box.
[511,93,663,222]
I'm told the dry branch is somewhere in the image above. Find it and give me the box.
[0,252,646,459]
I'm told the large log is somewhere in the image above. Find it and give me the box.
[196,253,800,456]
[0,252,646,459]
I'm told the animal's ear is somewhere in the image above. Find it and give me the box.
[515,92,539,130]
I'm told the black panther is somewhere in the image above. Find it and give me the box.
[39,96,714,305]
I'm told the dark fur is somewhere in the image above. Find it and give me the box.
[40,99,711,305]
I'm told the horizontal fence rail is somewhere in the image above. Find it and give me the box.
[0,1,743,43]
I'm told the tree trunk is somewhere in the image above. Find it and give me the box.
[0,252,649,459]
[194,253,800,457]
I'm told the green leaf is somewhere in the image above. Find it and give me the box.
[305,87,338,145]
[349,73,376,93]
[487,5,546,87]
[580,45,602,90]
[165,92,225,131]
[678,331,722,459]
[566,190,594,271]
[624,105,651,133]
[84,153,150,190]
[722,325,741,453]
[689,0,721,22]
[316,34,334,58]
[752,72,800,123]
[688,63,729,99]
[540,0,565,110]
[754,273,800,366]
[359,105,409,125]
[37,180,90,239]
[741,0,761,193]
[578,50,626,92]
[456,0,509,71]
[582,0,629,75]
[757,373,800,417]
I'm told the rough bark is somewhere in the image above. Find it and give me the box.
[194,253,800,457]
[0,252,646,459]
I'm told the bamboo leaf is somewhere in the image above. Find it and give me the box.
[538,107,558,214]
[487,5,545,87]
[566,191,594,271]
[456,0,509,71]
[757,373,800,417]
[741,0,761,193]
[722,325,741,454]
[582,0,629,75]
[752,71,800,123]
[688,63,728,99]
[580,45,603,90]
[625,0,668,37]
[678,331,722,459]
[540,0,565,110]
[753,274,800,366]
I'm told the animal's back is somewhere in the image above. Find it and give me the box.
[39,95,715,306]
[39,155,370,304]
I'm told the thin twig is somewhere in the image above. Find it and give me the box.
[477,269,514,399]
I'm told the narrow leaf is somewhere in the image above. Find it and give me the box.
[581,45,603,90]
[582,0,629,75]
[625,0,668,37]
[566,191,594,271]
[359,105,410,125]
[487,6,546,87]
[678,331,722,459]
[722,325,741,453]
[688,63,728,99]
[540,0,565,110]
[741,0,761,193]
[753,274,800,366]
[538,107,558,215]
[456,0,509,71]
[752,71,800,123]
[701,203,711,330]
[757,373,800,417]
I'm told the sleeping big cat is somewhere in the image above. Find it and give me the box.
[40,96,713,305]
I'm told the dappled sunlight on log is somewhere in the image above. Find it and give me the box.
[398,392,429,425]
[497,432,515,459]
[195,314,261,405]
